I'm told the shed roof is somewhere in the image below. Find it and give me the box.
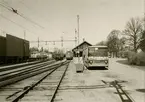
[72,41,92,51]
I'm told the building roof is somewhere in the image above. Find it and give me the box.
[72,41,92,51]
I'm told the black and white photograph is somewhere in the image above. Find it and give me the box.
[0,0,145,102]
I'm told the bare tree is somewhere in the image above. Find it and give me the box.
[107,30,121,57]
[124,17,143,52]
[140,30,145,52]
[139,17,145,52]
[119,37,127,51]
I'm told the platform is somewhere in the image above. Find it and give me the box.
[56,59,120,102]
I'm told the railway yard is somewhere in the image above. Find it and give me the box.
[0,0,144,101]
[0,58,144,102]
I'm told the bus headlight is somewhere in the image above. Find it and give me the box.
[104,60,108,64]
[89,60,93,64]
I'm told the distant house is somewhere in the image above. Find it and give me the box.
[72,41,92,57]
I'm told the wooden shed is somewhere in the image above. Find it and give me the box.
[72,41,92,57]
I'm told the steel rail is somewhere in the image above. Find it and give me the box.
[11,61,69,102]
[101,80,134,102]
[0,63,55,83]
[113,81,134,102]
[0,60,55,81]
[0,59,53,72]
[112,81,125,102]
[0,61,67,88]
[0,60,55,76]
[50,62,69,102]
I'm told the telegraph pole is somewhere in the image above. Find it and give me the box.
[77,15,80,61]
[61,36,63,47]
[77,15,80,45]
[38,37,39,48]
[24,30,26,40]
[48,43,49,52]
[75,29,77,46]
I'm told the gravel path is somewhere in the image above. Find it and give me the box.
[55,58,145,102]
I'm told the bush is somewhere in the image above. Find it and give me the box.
[119,51,128,58]
[127,51,145,65]
[135,51,145,65]
[127,51,136,64]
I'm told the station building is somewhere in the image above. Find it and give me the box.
[72,41,92,57]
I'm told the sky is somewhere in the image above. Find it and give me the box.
[0,0,144,51]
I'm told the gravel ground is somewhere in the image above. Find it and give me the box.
[55,58,145,102]
[108,58,145,102]
[0,71,50,102]
[0,58,144,102]
[0,61,63,102]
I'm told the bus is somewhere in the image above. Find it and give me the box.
[83,46,109,69]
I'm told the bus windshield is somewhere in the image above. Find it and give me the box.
[88,47,108,57]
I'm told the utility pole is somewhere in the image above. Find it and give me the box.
[53,41,55,52]
[75,29,77,46]
[48,43,49,52]
[24,30,26,40]
[77,15,80,45]
[77,15,80,60]
[61,36,63,47]
[38,37,39,48]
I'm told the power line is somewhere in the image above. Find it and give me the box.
[17,0,45,29]
[0,14,38,36]
[31,39,76,49]
[0,2,12,11]
[18,0,32,10]
[0,2,44,29]
[30,39,76,43]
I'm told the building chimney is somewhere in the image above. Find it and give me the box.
[83,38,85,42]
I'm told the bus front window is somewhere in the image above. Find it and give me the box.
[88,47,108,57]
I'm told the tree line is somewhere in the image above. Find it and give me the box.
[96,17,145,57]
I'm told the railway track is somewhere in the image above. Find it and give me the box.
[0,59,53,72]
[0,60,64,88]
[0,60,55,79]
[112,80,134,102]
[12,61,69,102]
[102,80,134,102]
[0,60,69,102]
[0,60,136,102]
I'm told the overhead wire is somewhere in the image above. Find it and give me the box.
[18,0,32,11]
[18,0,55,37]
[0,2,12,11]
[0,1,44,29]
[0,14,39,36]
[17,0,45,29]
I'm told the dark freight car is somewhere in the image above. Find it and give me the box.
[23,40,30,60]
[6,34,24,62]
[0,36,6,63]
[0,34,30,63]
[52,51,65,61]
